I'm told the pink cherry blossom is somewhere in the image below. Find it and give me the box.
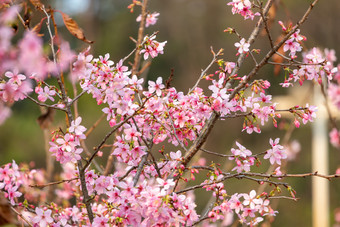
[227,0,259,20]
[37,86,56,102]
[5,185,21,205]
[234,38,250,54]
[137,12,160,27]
[283,38,302,58]
[264,138,287,165]
[148,77,165,96]
[5,70,26,85]
[140,35,167,60]
[32,208,54,227]
[69,117,87,136]
[330,128,340,148]
[93,216,109,227]
[242,190,261,209]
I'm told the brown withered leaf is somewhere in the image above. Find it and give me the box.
[37,107,55,129]
[32,17,46,34]
[29,0,43,10]
[272,34,285,75]
[59,11,93,44]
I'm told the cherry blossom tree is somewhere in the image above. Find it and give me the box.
[0,0,340,226]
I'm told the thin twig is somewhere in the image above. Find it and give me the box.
[10,207,33,227]
[26,95,66,111]
[119,166,138,181]
[188,47,223,94]
[29,177,78,189]
[69,90,86,106]
[257,0,274,48]
[269,196,299,201]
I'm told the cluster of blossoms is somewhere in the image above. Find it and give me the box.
[227,0,259,20]
[280,47,338,88]
[283,29,304,59]
[0,70,32,104]
[202,175,277,226]
[49,117,86,164]
[228,138,287,174]
[229,142,255,173]
[209,190,276,226]
[264,138,287,165]
[140,35,167,60]
[279,21,307,59]
[136,12,160,27]
[0,161,22,206]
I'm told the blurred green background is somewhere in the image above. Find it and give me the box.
[1,0,340,226]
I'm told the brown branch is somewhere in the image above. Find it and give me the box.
[257,0,274,48]
[188,47,223,94]
[269,196,299,201]
[26,95,66,111]
[10,207,33,227]
[119,166,138,181]
[133,154,148,186]
[175,169,339,195]
[131,0,148,76]
[131,117,161,177]
[136,61,152,76]
[29,177,78,189]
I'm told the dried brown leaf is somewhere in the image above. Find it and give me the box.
[37,108,55,129]
[31,17,46,33]
[272,34,285,75]
[29,0,43,10]
[59,11,93,44]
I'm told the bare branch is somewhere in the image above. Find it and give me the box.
[29,177,78,189]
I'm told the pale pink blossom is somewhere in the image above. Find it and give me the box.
[136,12,160,27]
[5,185,21,205]
[69,117,87,136]
[148,77,165,96]
[234,38,250,54]
[264,138,287,165]
[32,208,53,227]
[242,190,261,209]
[37,86,56,102]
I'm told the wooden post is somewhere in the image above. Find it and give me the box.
[312,84,329,227]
